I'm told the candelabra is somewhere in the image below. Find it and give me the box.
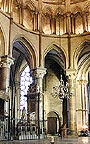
[51,75,71,135]
[51,75,70,101]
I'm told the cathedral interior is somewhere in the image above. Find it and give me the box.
[0,0,90,141]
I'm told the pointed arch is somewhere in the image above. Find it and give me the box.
[10,36,36,85]
[54,6,64,15]
[25,0,36,11]
[42,6,53,16]
[74,40,90,72]
[83,1,90,12]
[0,26,5,56]
[71,6,82,14]
[43,42,68,69]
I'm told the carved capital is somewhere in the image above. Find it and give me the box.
[0,55,14,68]
[35,67,47,79]
[66,68,77,79]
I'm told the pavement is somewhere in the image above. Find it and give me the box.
[0,136,90,144]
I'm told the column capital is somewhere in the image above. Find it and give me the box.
[66,12,71,17]
[66,68,77,79]
[77,79,87,85]
[35,67,47,79]
[0,90,9,101]
[0,55,14,68]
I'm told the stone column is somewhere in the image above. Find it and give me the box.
[63,14,67,34]
[66,69,77,134]
[1,0,4,11]
[51,16,56,34]
[71,14,75,34]
[66,12,71,34]
[19,2,23,25]
[83,13,87,32]
[65,0,70,12]
[32,12,35,31]
[8,0,13,13]
[0,55,14,114]
[35,12,38,31]
[35,67,47,135]
[14,81,20,120]
[86,13,90,32]
[86,13,89,32]
[76,79,88,131]
[38,0,42,32]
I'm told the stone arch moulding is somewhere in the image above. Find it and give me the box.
[42,6,54,16]
[0,25,6,56]
[54,6,64,15]
[73,40,90,69]
[71,6,82,14]
[25,0,36,11]
[12,36,37,68]
[83,1,90,12]
[77,58,90,81]
[47,111,60,118]
[43,42,68,69]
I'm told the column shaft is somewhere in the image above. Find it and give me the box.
[83,14,87,32]
[51,17,56,34]
[35,67,47,135]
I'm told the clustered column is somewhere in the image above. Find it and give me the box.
[76,78,88,131]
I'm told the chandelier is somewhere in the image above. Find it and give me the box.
[51,75,70,101]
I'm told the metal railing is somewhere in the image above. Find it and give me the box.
[0,116,47,141]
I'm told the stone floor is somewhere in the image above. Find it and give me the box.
[0,137,90,144]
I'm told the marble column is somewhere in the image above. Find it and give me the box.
[0,55,14,114]
[35,67,47,135]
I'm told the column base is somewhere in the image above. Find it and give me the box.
[67,130,78,137]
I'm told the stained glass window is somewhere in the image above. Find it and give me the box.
[20,66,32,116]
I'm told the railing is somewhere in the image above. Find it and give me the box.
[0,116,47,141]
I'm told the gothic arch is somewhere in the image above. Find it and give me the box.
[25,0,36,11]
[43,42,68,69]
[83,1,90,12]
[54,6,64,15]
[10,36,37,86]
[42,6,53,16]
[12,35,37,68]
[71,6,82,14]
[73,40,90,69]
[44,42,67,58]
[0,26,5,56]
[77,58,90,80]
[23,7,33,30]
